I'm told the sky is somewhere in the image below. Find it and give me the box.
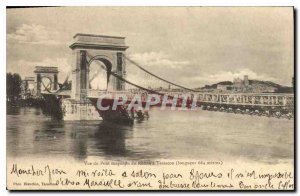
[6,7,294,88]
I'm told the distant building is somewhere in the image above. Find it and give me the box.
[232,75,254,92]
[233,75,249,89]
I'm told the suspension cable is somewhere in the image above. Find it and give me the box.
[124,55,198,92]
[90,59,193,103]
[109,72,164,95]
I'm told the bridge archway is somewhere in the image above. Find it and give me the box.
[88,56,113,91]
[69,33,128,100]
[41,76,53,91]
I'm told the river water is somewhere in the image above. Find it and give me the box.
[7,106,294,164]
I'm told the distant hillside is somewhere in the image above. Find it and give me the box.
[199,81,233,89]
[197,79,293,93]
[249,80,293,93]
[248,80,281,88]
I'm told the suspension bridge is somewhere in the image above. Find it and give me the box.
[36,34,294,121]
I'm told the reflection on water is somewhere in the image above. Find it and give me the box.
[7,107,294,163]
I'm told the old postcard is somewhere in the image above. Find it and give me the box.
[6,7,294,190]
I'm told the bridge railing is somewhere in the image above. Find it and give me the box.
[86,89,294,107]
[197,93,293,107]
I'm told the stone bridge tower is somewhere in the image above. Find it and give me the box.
[34,66,59,96]
[69,34,128,101]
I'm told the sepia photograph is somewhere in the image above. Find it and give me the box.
[6,6,294,190]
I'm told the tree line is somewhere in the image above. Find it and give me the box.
[7,73,22,104]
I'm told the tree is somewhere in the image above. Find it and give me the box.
[7,73,22,103]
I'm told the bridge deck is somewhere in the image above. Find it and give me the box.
[85,90,294,108]
[43,89,294,108]
[41,90,71,97]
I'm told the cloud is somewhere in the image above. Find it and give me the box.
[7,24,61,45]
[128,51,190,69]
[122,52,191,88]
